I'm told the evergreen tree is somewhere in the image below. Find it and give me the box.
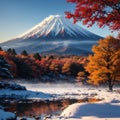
[7,48,12,54]
[33,53,41,60]
[6,48,17,55]
[21,50,28,56]
[0,47,3,51]
[0,56,13,78]
[12,49,17,55]
[86,36,120,91]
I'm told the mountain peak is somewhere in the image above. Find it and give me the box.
[17,14,101,40]
[49,14,62,18]
[1,14,102,55]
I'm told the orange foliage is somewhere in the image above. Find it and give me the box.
[86,36,120,90]
[0,51,7,56]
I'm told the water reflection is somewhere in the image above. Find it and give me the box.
[5,98,101,117]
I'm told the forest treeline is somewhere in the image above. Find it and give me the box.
[0,47,87,82]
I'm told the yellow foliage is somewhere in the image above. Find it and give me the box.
[86,36,120,87]
[62,62,71,75]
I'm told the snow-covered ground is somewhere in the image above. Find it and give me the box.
[60,102,120,120]
[18,83,120,120]
[0,108,16,120]
[0,82,120,120]
[18,83,120,101]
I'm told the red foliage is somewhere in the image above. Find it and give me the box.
[0,51,7,56]
[8,60,17,77]
[35,59,51,74]
[65,0,120,31]
[0,49,88,80]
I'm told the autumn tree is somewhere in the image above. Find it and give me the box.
[35,59,51,75]
[62,61,72,75]
[49,60,62,74]
[76,71,88,84]
[8,60,17,77]
[12,57,32,78]
[62,61,84,76]
[86,36,120,91]
[65,0,120,31]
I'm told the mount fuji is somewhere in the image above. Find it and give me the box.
[0,15,102,55]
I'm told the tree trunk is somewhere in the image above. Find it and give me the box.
[108,80,113,91]
[109,84,113,91]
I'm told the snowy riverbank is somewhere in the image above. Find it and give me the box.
[0,82,120,120]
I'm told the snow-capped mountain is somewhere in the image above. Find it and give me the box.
[18,15,100,40]
[0,15,102,55]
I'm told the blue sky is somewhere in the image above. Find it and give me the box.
[0,0,117,43]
